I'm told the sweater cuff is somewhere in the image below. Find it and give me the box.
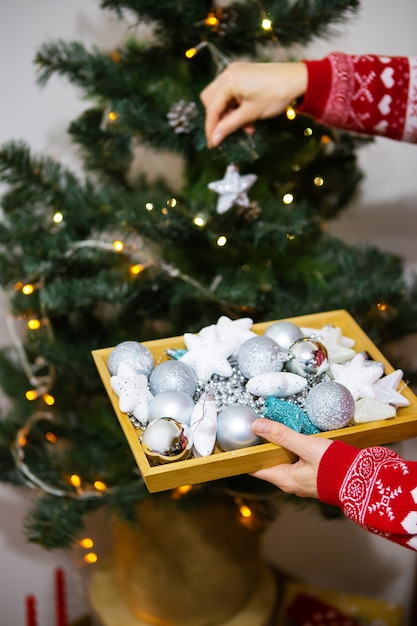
[317,440,362,507]
[297,57,333,120]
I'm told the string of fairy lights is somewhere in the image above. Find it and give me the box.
[3,4,391,557]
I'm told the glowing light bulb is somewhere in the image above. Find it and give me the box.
[286,106,296,120]
[93,480,107,491]
[185,47,198,59]
[84,552,98,564]
[313,176,324,187]
[108,111,118,122]
[282,193,294,205]
[25,389,38,401]
[261,18,273,31]
[45,432,57,443]
[205,12,219,27]
[216,235,227,247]
[239,504,252,518]
[113,240,124,252]
[377,301,387,311]
[193,214,207,227]
[27,319,41,330]
[130,264,144,276]
[304,127,313,136]
[22,284,34,295]
[80,537,94,549]
[42,393,55,406]
[167,197,177,207]
[145,202,154,211]
[53,212,63,224]
[286,233,296,240]
[70,474,82,488]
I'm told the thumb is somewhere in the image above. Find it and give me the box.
[252,418,330,463]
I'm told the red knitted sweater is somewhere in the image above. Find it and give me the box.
[298,52,417,549]
[299,52,417,142]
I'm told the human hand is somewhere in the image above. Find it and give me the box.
[200,61,307,148]
[250,418,332,498]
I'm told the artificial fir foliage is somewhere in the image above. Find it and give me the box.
[0,0,416,549]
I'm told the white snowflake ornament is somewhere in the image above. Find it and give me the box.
[179,325,234,383]
[214,315,256,356]
[110,362,153,425]
[330,353,384,401]
[208,164,257,214]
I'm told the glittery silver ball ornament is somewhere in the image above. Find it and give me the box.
[216,404,262,451]
[107,341,154,377]
[148,390,195,425]
[264,321,303,349]
[141,417,193,464]
[237,336,283,379]
[304,381,355,431]
[286,337,328,378]
[149,360,197,397]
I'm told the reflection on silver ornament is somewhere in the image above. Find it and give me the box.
[141,417,193,464]
[149,360,197,397]
[304,381,355,431]
[287,337,328,378]
[264,321,303,349]
[107,340,154,376]
[237,336,283,379]
[216,404,262,451]
[148,390,195,425]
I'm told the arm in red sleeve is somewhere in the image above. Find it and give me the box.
[318,440,417,550]
[298,52,417,143]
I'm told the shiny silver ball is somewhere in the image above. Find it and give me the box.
[108,341,154,376]
[216,404,262,451]
[149,360,197,397]
[305,381,355,431]
[286,337,328,378]
[141,417,193,464]
[237,336,283,379]
[148,390,195,425]
[264,321,303,349]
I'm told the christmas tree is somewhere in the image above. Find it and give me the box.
[0,0,416,549]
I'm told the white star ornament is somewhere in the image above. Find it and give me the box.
[330,353,384,401]
[208,164,257,214]
[374,369,410,408]
[179,325,234,383]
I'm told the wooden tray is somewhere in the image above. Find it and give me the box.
[92,309,417,493]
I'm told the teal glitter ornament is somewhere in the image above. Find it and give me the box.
[263,396,320,434]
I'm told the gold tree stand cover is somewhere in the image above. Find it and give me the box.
[89,496,279,626]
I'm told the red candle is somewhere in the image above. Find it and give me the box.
[25,595,37,626]
[55,568,67,626]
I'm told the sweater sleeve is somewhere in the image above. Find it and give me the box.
[317,440,417,551]
[298,52,417,143]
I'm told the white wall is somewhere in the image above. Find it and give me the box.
[0,1,417,625]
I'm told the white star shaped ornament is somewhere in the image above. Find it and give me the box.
[374,369,410,408]
[214,316,256,356]
[330,353,384,401]
[110,362,153,425]
[180,325,234,383]
[208,164,257,214]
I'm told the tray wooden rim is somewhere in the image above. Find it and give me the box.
[92,309,417,493]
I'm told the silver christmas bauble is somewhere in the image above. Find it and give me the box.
[107,341,154,377]
[149,360,197,397]
[286,337,328,378]
[216,404,262,451]
[305,381,355,431]
[148,390,195,425]
[264,321,303,349]
[141,417,193,464]
[237,336,283,379]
